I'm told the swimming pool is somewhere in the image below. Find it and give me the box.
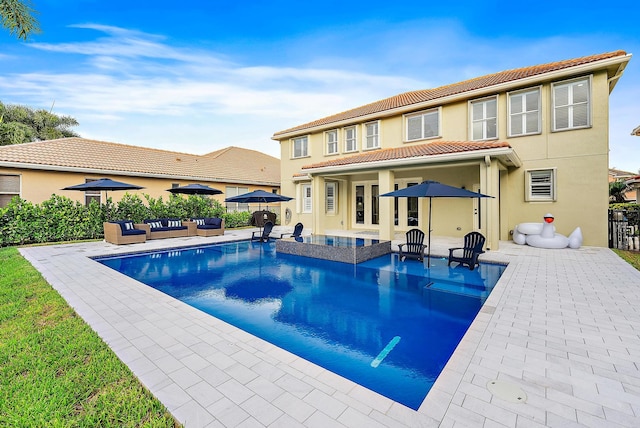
[96,240,505,410]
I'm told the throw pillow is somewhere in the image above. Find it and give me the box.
[124,222,134,230]
[195,218,205,226]
[168,220,181,228]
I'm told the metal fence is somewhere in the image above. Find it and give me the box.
[609,207,640,250]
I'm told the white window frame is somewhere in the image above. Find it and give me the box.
[470,96,498,141]
[364,121,380,150]
[552,76,591,132]
[344,126,357,153]
[405,108,440,141]
[525,168,557,201]
[0,174,21,207]
[325,129,338,155]
[326,182,336,214]
[508,87,541,137]
[292,135,309,159]
[301,184,312,213]
[225,186,250,211]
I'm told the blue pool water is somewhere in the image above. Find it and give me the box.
[96,241,505,410]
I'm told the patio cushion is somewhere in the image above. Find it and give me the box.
[122,228,146,236]
[193,218,206,226]
[168,219,182,228]
[205,217,222,228]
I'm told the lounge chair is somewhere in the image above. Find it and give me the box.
[103,221,147,245]
[280,222,303,239]
[448,231,486,270]
[251,221,274,242]
[398,228,427,261]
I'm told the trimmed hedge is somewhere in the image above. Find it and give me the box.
[0,193,252,247]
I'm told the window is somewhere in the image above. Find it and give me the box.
[325,130,338,155]
[406,109,439,141]
[292,136,308,158]
[553,77,590,131]
[225,186,249,211]
[371,185,379,225]
[526,169,556,201]
[355,185,364,224]
[0,174,20,207]
[509,88,541,136]
[471,97,497,140]
[301,184,312,213]
[344,126,357,152]
[326,182,336,214]
[84,179,101,206]
[364,121,380,149]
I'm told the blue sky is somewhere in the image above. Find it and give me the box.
[1,1,639,172]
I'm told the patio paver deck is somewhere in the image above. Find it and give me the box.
[18,228,640,427]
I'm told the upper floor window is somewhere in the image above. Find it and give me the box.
[525,168,556,201]
[406,109,439,141]
[553,77,590,131]
[364,121,380,149]
[325,130,338,155]
[470,97,497,140]
[0,174,20,208]
[344,126,357,152]
[509,88,541,136]
[292,136,309,158]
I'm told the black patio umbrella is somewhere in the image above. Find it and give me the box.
[62,178,144,219]
[381,180,493,267]
[225,190,294,236]
[167,183,223,196]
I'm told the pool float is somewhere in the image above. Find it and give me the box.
[513,213,582,249]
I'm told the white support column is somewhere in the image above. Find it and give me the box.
[480,156,500,250]
[312,175,325,235]
[378,170,395,241]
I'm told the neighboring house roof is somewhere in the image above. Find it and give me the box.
[609,168,637,179]
[301,141,519,173]
[0,138,280,186]
[273,50,629,138]
[632,125,640,136]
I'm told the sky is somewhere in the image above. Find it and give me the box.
[1,1,639,172]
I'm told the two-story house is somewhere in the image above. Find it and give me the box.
[272,50,631,249]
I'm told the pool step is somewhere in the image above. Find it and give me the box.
[424,281,489,299]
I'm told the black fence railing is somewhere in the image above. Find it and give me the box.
[609,207,640,250]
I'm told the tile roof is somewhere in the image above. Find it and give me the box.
[301,141,511,170]
[0,138,280,185]
[632,125,640,136]
[274,50,628,137]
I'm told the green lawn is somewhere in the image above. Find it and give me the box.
[613,249,640,271]
[0,247,180,427]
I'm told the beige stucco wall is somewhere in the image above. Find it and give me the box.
[1,167,279,209]
[277,69,614,247]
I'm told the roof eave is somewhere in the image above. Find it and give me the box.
[301,147,522,175]
[272,54,633,140]
[0,162,280,187]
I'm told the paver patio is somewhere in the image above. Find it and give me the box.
[18,229,640,427]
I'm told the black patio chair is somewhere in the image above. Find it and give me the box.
[251,221,274,243]
[448,231,486,270]
[398,228,427,261]
[280,222,303,239]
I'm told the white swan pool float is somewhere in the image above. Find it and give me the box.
[513,214,582,249]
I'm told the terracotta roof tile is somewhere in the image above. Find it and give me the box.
[0,137,280,185]
[275,50,627,137]
[301,141,511,170]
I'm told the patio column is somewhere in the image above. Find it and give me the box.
[312,175,325,234]
[480,156,500,250]
[378,169,395,241]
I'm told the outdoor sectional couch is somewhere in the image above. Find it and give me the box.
[139,218,196,240]
[103,221,147,245]
[191,217,225,237]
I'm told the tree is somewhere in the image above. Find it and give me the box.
[0,102,79,146]
[609,180,630,203]
[0,0,40,40]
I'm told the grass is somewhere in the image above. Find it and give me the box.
[613,248,640,271]
[0,247,180,427]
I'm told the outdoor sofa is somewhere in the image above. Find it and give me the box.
[191,217,225,237]
[139,218,196,240]
[103,221,147,245]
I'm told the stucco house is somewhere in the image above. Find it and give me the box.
[272,50,631,248]
[0,137,280,211]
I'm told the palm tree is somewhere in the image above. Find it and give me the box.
[609,180,630,203]
[0,0,40,40]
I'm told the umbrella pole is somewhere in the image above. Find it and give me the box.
[427,198,432,268]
